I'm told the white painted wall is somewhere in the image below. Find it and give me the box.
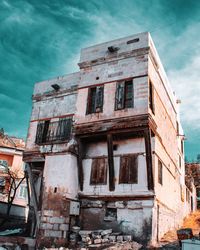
[43,154,78,200]
[81,138,151,196]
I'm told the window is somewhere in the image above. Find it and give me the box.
[179,155,182,168]
[119,155,138,184]
[149,80,155,114]
[87,86,104,114]
[35,117,72,144]
[90,158,107,185]
[18,186,27,199]
[158,159,163,185]
[115,80,133,110]
[104,207,117,221]
[181,140,184,154]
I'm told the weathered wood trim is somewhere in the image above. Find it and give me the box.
[144,128,154,191]
[77,138,84,191]
[79,194,155,201]
[74,114,157,137]
[25,163,40,236]
[107,134,115,191]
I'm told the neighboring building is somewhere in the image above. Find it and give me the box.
[24,32,195,247]
[185,163,200,208]
[0,128,27,206]
[0,129,28,223]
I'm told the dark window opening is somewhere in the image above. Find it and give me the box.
[113,144,118,151]
[179,155,181,168]
[54,187,57,193]
[181,140,184,154]
[90,158,107,185]
[158,159,163,185]
[35,117,72,144]
[115,80,133,110]
[87,86,104,114]
[119,155,138,184]
[149,80,155,114]
[104,207,117,221]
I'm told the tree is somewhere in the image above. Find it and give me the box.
[0,162,25,227]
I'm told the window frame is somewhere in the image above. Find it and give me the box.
[115,79,134,110]
[35,116,73,144]
[90,157,108,185]
[119,154,138,184]
[86,85,104,114]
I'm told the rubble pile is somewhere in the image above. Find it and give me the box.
[69,227,141,249]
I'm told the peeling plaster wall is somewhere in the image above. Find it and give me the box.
[75,76,148,124]
[43,154,78,200]
[80,138,149,196]
[80,199,154,245]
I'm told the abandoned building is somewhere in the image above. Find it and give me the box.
[23,32,195,247]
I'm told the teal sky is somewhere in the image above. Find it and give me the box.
[0,0,199,161]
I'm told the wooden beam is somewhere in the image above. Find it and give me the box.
[25,163,40,236]
[107,134,115,191]
[77,138,84,191]
[144,128,154,191]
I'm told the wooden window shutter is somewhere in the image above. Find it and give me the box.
[95,86,104,112]
[119,155,138,184]
[115,81,125,110]
[90,158,107,185]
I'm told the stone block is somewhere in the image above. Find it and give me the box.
[53,223,59,230]
[94,238,102,244]
[102,238,109,243]
[117,236,123,242]
[40,223,53,230]
[101,229,112,236]
[45,230,62,238]
[49,216,65,224]
[123,235,132,241]
[43,210,54,217]
[59,223,69,231]
[79,230,92,236]
[109,235,116,242]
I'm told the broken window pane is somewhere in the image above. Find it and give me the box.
[115,80,133,110]
[87,86,104,114]
[158,159,163,185]
[119,155,138,184]
[90,158,107,185]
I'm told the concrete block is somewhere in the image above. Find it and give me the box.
[44,230,62,238]
[79,230,92,236]
[117,236,123,242]
[59,223,69,231]
[101,229,112,236]
[49,216,65,224]
[109,235,116,242]
[43,210,54,217]
[123,235,132,241]
[53,223,59,230]
[40,223,53,230]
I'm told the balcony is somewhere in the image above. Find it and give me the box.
[35,117,72,144]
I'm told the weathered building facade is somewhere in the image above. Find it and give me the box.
[24,32,194,247]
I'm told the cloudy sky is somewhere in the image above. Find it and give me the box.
[0,0,199,160]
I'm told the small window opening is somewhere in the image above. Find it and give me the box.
[149,80,155,114]
[158,159,163,185]
[113,144,118,151]
[104,207,117,221]
[54,187,57,193]
[96,76,99,80]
